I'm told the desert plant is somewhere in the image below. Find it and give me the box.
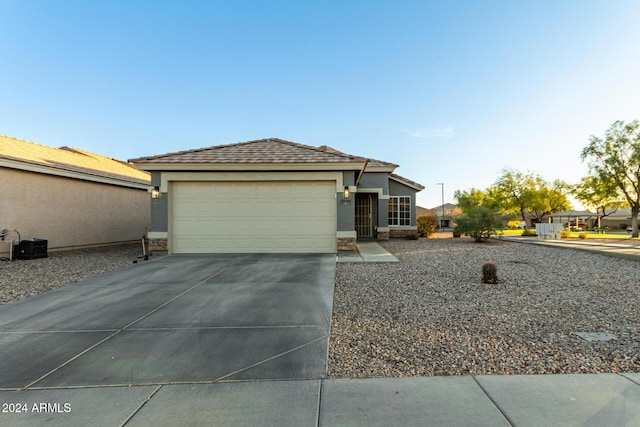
[482,262,498,284]
[579,232,588,239]
[416,214,437,237]
[455,207,503,242]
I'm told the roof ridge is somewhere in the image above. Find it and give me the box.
[130,138,366,162]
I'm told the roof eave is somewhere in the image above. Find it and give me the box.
[132,161,367,172]
[389,174,426,191]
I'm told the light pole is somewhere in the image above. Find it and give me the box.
[436,182,444,231]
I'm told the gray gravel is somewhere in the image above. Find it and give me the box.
[0,243,144,304]
[329,237,640,377]
[3,238,639,377]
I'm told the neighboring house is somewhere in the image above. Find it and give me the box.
[0,135,150,258]
[598,208,633,229]
[130,138,424,254]
[425,203,461,228]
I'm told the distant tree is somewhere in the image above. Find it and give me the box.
[454,207,505,242]
[493,169,570,223]
[572,175,624,228]
[454,188,505,242]
[580,119,640,237]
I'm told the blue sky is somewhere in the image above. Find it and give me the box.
[2,0,639,208]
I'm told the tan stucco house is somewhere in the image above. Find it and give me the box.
[130,138,424,254]
[0,135,150,258]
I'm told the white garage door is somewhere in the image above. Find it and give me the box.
[171,181,337,253]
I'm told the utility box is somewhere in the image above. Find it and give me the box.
[16,238,48,260]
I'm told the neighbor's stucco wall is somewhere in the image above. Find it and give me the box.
[0,168,150,255]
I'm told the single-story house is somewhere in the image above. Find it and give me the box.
[130,138,425,254]
[426,203,461,229]
[0,135,151,258]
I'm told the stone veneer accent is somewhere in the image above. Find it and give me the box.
[376,230,390,241]
[149,238,168,251]
[337,237,357,251]
[389,229,417,238]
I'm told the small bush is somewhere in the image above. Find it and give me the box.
[416,214,437,237]
[408,232,419,240]
[507,220,521,229]
[521,229,536,237]
[578,232,588,239]
[560,230,571,238]
[619,223,628,230]
[452,226,461,238]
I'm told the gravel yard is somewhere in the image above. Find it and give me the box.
[0,243,144,304]
[329,236,640,377]
[4,238,639,378]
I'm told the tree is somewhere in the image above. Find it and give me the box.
[581,119,640,237]
[493,169,570,223]
[454,188,505,242]
[454,207,504,242]
[572,175,624,228]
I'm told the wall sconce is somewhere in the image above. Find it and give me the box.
[343,186,350,199]
[151,187,161,199]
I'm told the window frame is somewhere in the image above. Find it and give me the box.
[388,196,411,226]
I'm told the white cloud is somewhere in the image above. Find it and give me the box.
[402,126,454,139]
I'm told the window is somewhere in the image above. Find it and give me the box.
[388,196,411,226]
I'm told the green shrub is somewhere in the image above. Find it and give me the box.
[579,232,588,239]
[416,214,437,237]
[408,232,419,240]
[452,226,461,238]
[619,223,628,230]
[455,207,503,242]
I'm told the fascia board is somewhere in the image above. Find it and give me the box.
[389,175,425,191]
[132,162,366,172]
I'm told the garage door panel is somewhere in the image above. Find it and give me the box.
[171,181,336,253]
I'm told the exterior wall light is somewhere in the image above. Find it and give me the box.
[343,186,350,199]
[151,187,161,199]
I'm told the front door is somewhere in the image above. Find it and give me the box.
[355,194,372,238]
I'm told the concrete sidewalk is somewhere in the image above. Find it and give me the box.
[337,241,399,263]
[2,373,640,425]
[499,235,640,261]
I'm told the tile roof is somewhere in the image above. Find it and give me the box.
[130,138,367,164]
[0,135,150,185]
[390,173,425,190]
[316,145,398,168]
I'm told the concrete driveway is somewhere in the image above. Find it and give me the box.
[0,254,336,390]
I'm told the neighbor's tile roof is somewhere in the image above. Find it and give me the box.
[130,138,368,164]
[0,135,150,185]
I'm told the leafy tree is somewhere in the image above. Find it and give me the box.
[572,175,624,228]
[581,119,640,237]
[493,169,570,223]
[454,207,504,242]
[454,188,505,242]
